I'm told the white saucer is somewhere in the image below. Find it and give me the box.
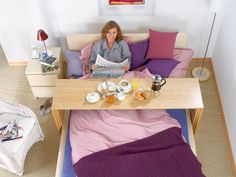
[86,92,100,103]
[97,81,117,93]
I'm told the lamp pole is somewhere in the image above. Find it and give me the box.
[42,40,48,56]
[200,12,217,76]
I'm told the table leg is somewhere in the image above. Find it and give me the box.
[52,109,63,133]
[191,108,203,135]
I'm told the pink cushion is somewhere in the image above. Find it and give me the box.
[123,36,132,44]
[80,42,95,75]
[80,42,95,65]
[146,29,177,59]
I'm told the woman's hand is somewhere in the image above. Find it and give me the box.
[92,64,97,71]
[123,65,130,71]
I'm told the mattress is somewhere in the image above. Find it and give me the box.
[60,109,194,177]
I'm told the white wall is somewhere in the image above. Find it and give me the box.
[0,0,218,61]
[213,0,236,162]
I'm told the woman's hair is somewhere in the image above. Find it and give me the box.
[101,20,124,42]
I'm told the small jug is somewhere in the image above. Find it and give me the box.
[151,75,166,94]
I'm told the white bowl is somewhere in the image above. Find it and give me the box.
[86,92,100,103]
[116,92,126,101]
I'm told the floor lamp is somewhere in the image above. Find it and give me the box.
[192,12,216,81]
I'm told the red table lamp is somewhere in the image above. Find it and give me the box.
[37,29,48,56]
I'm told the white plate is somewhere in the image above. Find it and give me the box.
[86,92,100,103]
[97,81,117,93]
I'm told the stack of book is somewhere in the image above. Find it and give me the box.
[40,56,59,73]
[40,56,57,67]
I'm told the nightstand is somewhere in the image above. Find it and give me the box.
[25,47,64,98]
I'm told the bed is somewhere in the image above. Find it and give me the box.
[55,33,204,177]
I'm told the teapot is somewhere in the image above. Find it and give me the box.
[151,75,166,94]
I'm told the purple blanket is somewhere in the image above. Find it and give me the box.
[74,127,205,177]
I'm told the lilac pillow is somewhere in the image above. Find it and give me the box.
[146,29,177,59]
[128,39,149,70]
[64,50,83,78]
[146,59,180,78]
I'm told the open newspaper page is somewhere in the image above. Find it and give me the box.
[91,54,129,78]
[0,120,23,142]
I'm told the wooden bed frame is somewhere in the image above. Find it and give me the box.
[55,32,195,177]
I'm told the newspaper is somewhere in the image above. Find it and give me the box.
[91,54,128,78]
[95,54,129,68]
[0,120,23,142]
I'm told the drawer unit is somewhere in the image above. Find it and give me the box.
[31,87,55,98]
[25,47,63,98]
[26,74,58,86]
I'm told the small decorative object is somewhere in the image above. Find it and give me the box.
[151,75,166,95]
[31,45,39,59]
[117,80,132,93]
[86,92,100,103]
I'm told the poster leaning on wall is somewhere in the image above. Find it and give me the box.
[99,0,155,16]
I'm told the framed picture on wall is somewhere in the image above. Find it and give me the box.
[109,0,145,5]
[99,0,155,16]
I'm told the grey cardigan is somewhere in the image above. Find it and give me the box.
[89,39,131,69]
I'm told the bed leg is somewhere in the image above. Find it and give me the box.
[191,108,203,135]
[52,109,63,133]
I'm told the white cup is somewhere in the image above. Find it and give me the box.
[118,80,132,93]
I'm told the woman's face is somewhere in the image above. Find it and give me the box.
[106,27,118,43]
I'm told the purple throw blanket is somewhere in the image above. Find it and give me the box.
[74,127,205,177]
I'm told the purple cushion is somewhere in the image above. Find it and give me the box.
[146,59,180,78]
[64,50,83,78]
[128,39,149,70]
[146,29,177,59]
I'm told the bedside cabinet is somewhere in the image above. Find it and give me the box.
[25,47,64,98]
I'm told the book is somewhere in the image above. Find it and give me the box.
[42,63,59,73]
[40,56,58,67]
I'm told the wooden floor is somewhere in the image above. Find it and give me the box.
[0,48,234,177]
[187,60,235,177]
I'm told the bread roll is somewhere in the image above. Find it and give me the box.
[141,90,152,100]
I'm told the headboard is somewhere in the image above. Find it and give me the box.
[67,33,187,50]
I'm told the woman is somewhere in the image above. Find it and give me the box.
[89,20,131,71]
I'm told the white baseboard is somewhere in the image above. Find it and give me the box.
[8,60,28,66]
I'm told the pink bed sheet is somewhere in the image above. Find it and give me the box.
[70,109,180,164]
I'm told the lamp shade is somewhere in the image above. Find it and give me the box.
[37,29,48,41]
